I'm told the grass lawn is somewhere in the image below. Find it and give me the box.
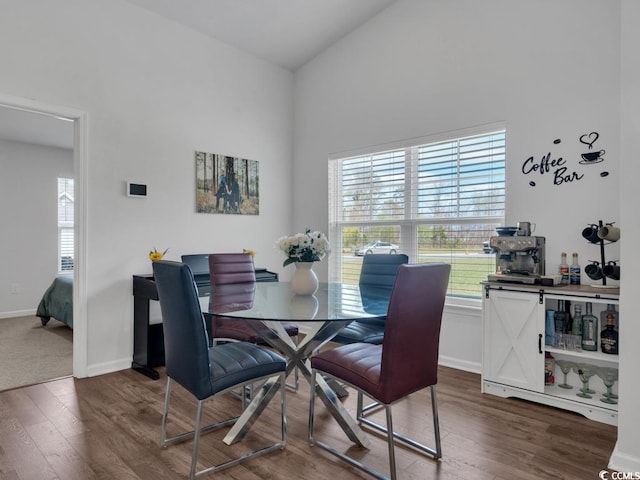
[340,250,495,298]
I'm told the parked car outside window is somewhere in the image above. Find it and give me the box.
[483,241,493,254]
[354,241,400,256]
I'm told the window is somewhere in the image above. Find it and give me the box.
[58,177,74,272]
[328,125,505,298]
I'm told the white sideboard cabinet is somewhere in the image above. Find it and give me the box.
[481,282,619,425]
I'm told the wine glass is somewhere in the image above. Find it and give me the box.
[555,359,574,389]
[597,367,618,404]
[574,363,596,398]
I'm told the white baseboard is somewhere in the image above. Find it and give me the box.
[609,443,640,473]
[85,358,133,378]
[0,308,37,319]
[438,355,481,374]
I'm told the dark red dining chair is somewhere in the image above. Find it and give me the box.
[208,253,299,344]
[209,253,299,389]
[308,263,451,480]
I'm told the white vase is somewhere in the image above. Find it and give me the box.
[291,262,319,295]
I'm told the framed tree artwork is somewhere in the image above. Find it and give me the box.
[195,151,259,215]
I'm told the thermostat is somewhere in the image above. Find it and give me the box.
[127,182,147,197]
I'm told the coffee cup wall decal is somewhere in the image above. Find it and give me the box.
[523,131,609,187]
[580,131,599,149]
[580,149,605,164]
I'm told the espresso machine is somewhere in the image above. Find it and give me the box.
[487,234,546,285]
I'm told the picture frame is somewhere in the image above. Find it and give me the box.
[195,151,259,215]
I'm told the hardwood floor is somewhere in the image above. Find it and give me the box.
[0,366,616,480]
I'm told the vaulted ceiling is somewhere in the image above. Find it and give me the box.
[0,1,397,149]
[124,0,397,71]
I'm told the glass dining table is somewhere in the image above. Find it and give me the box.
[202,281,392,447]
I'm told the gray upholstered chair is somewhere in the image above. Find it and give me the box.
[308,263,451,480]
[152,260,287,479]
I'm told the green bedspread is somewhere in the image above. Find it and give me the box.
[36,274,73,329]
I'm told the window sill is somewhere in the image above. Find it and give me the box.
[445,295,482,313]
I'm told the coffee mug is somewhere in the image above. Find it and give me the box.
[517,221,535,236]
[603,261,620,280]
[582,224,600,243]
[598,224,621,242]
[584,262,603,280]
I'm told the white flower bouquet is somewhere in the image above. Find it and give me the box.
[276,229,330,267]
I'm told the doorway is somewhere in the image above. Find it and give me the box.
[0,93,88,380]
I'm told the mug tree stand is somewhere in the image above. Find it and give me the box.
[586,219,618,287]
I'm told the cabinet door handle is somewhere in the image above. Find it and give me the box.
[538,333,543,354]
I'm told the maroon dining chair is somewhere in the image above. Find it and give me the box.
[209,253,299,390]
[208,253,299,344]
[308,263,451,480]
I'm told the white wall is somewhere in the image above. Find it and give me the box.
[1,0,636,470]
[0,139,73,317]
[293,0,635,469]
[611,0,640,472]
[294,0,620,280]
[293,0,621,370]
[0,0,294,374]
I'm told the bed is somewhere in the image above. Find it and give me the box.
[36,274,73,329]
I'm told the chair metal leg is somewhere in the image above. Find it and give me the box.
[385,405,397,480]
[359,385,442,459]
[309,370,385,480]
[161,377,234,450]
[160,376,173,446]
[310,372,442,480]
[308,369,317,444]
[161,372,287,479]
[430,385,442,459]
[190,400,205,480]
[357,391,382,418]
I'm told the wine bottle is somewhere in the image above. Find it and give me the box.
[564,300,573,334]
[581,302,598,351]
[600,304,618,330]
[554,300,567,337]
[545,309,556,346]
[600,312,619,355]
[572,304,583,339]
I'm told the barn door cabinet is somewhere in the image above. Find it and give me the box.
[481,282,619,425]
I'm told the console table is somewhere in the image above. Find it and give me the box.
[482,282,619,425]
[132,268,278,379]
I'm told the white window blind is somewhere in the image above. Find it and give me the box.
[329,126,505,298]
[58,178,74,272]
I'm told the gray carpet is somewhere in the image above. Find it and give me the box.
[0,315,73,391]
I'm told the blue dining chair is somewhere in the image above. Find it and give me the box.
[308,263,451,480]
[331,254,408,345]
[152,260,287,479]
